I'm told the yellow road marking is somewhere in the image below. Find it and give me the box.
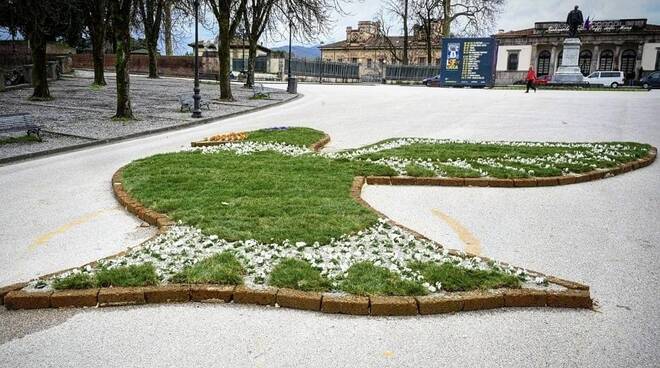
[28,209,116,251]
[431,209,482,256]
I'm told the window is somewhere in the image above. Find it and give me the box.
[601,72,620,78]
[599,50,614,71]
[367,58,372,68]
[378,58,385,66]
[579,50,592,75]
[557,51,563,69]
[537,50,551,76]
[418,57,427,65]
[351,57,358,64]
[337,58,343,63]
[620,49,636,79]
[506,52,519,71]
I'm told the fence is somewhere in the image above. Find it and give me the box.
[384,64,440,81]
[286,58,360,82]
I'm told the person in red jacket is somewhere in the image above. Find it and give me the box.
[526,66,537,93]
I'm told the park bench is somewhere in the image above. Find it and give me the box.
[0,113,41,141]
[178,94,210,112]
[253,83,271,99]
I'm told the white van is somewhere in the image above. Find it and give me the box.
[583,71,625,88]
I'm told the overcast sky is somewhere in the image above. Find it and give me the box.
[266,0,660,48]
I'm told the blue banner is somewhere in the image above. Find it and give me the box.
[439,37,496,87]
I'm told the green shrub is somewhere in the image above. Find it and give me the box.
[52,273,96,290]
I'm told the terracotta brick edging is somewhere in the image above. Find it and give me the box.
[2,136,600,315]
[364,146,656,188]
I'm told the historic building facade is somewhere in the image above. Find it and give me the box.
[494,19,660,85]
[319,21,442,77]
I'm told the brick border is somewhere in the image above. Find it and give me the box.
[4,136,611,315]
[363,146,656,188]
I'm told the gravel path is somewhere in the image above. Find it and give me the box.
[0,84,658,367]
[0,74,294,160]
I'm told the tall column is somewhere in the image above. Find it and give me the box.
[635,42,644,79]
[591,45,599,73]
[530,44,538,71]
[549,45,558,76]
[613,45,621,70]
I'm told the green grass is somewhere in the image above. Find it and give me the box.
[171,252,245,285]
[405,164,436,177]
[268,258,332,292]
[0,135,41,145]
[355,141,651,178]
[52,273,96,290]
[339,262,428,296]
[249,92,270,100]
[122,151,395,244]
[409,261,521,292]
[95,263,159,288]
[245,127,326,148]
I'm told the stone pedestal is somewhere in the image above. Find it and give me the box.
[552,38,585,84]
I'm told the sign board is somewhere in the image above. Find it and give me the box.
[439,37,496,87]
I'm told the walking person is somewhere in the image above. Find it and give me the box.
[526,66,537,93]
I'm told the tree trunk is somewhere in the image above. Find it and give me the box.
[163,1,173,56]
[246,38,257,88]
[29,32,50,99]
[91,26,106,85]
[113,1,134,119]
[402,0,409,65]
[147,40,159,78]
[442,0,451,37]
[218,18,233,100]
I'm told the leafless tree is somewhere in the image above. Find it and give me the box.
[136,0,165,78]
[206,0,248,100]
[111,0,135,118]
[81,0,109,86]
[243,0,276,88]
[373,10,403,64]
[412,0,441,63]
[440,0,504,37]
[384,0,411,64]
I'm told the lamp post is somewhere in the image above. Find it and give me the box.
[191,0,202,118]
[286,8,296,93]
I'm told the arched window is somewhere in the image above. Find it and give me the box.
[557,51,563,69]
[579,50,592,75]
[620,49,636,79]
[599,50,614,71]
[507,52,519,71]
[537,50,551,76]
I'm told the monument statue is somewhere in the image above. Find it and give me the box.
[566,5,584,38]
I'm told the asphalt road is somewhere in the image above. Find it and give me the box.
[1,83,658,367]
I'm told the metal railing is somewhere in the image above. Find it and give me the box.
[286,58,360,81]
[384,64,440,81]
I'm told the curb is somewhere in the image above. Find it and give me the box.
[3,136,599,315]
[0,93,301,166]
[363,147,656,188]
[2,284,593,315]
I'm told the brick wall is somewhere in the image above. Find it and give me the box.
[72,54,220,78]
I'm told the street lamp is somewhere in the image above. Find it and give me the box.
[191,0,202,118]
[286,8,297,93]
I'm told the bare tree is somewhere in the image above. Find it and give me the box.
[384,0,411,64]
[0,0,81,99]
[136,0,165,78]
[242,0,275,88]
[440,0,504,37]
[373,10,403,64]
[206,0,248,100]
[412,0,441,63]
[111,0,134,118]
[82,0,109,86]
[162,0,175,55]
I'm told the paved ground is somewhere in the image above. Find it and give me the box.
[0,73,293,160]
[0,84,658,367]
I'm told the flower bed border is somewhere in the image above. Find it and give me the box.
[191,133,332,152]
[8,137,657,315]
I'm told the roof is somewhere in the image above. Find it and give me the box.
[496,19,660,39]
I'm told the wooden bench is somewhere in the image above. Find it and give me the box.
[0,113,41,141]
[178,94,210,112]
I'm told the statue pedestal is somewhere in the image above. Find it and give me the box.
[551,38,586,84]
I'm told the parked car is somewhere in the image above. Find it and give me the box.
[422,74,441,87]
[535,75,551,86]
[640,71,660,90]
[583,71,625,88]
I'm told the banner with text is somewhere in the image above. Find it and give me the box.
[439,37,496,87]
